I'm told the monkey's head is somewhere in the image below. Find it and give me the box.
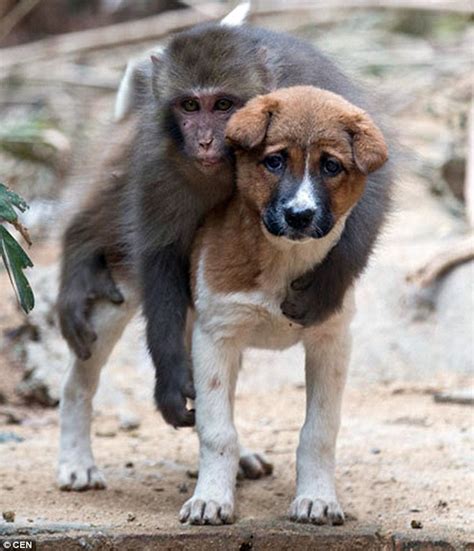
[151,24,274,173]
[226,86,388,241]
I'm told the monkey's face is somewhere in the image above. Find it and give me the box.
[171,93,244,172]
[152,24,274,173]
[226,86,388,241]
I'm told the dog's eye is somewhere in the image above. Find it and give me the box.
[322,157,342,177]
[263,154,286,173]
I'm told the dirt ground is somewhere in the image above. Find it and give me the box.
[0,386,473,548]
[0,315,473,549]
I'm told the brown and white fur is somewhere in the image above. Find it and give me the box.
[179,86,388,525]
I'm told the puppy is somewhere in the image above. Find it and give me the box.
[179,86,388,525]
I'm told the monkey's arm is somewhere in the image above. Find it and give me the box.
[282,171,390,326]
[58,210,124,360]
[141,244,196,428]
[281,230,358,325]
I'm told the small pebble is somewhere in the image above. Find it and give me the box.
[178,483,188,494]
[127,512,136,522]
[409,507,421,512]
[411,519,423,529]
[186,469,198,479]
[0,432,24,444]
[370,448,381,455]
[125,461,134,469]
[119,414,141,432]
[95,429,117,438]
[2,511,15,523]
[153,487,165,492]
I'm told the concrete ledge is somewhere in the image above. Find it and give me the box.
[2,522,472,551]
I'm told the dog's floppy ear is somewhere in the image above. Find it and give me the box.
[226,96,279,150]
[348,112,388,174]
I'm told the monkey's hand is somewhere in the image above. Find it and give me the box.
[281,264,344,327]
[155,364,196,428]
[58,263,124,361]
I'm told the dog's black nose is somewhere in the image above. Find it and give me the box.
[284,206,315,230]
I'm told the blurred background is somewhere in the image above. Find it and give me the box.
[0,0,472,543]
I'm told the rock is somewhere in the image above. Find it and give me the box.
[434,388,474,405]
[441,156,466,202]
[0,432,24,444]
[2,510,15,522]
[119,412,141,431]
[410,519,423,529]
[127,512,136,522]
[95,429,117,438]
[178,483,188,494]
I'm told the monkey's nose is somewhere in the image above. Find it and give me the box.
[284,206,315,230]
[199,137,214,150]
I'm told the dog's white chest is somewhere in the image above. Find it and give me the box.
[194,216,348,350]
[195,284,304,349]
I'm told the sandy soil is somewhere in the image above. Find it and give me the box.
[0,374,472,546]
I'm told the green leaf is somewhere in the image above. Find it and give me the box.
[0,225,34,314]
[0,183,29,223]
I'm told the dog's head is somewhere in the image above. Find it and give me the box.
[225,86,388,241]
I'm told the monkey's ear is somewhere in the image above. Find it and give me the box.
[226,97,279,150]
[151,54,161,70]
[150,52,164,98]
[349,113,388,174]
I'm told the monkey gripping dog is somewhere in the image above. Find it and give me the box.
[57,21,393,490]
[181,85,389,525]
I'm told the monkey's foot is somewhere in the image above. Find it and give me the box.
[179,496,234,525]
[290,496,344,525]
[238,451,273,480]
[58,461,106,491]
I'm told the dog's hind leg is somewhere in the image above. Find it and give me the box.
[291,293,355,525]
[57,281,138,491]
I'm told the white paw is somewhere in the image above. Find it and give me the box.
[290,496,344,525]
[238,452,273,480]
[179,497,234,525]
[58,461,106,491]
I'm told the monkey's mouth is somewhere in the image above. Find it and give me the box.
[197,157,224,170]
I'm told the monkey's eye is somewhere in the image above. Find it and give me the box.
[214,98,233,111]
[321,157,343,177]
[181,99,200,112]
[263,154,286,173]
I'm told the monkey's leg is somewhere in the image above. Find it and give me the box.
[290,303,353,525]
[58,281,138,491]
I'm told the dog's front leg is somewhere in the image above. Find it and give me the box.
[291,316,352,525]
[180,322,240,525]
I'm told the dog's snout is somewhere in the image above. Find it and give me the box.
[283,206,315,230]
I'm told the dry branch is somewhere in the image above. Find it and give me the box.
[253,0,473,14]
[466,102,474,228]
[0,3,225,70]
[406,235,474,288]
[0,0,42,43]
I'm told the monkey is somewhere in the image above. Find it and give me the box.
[57,21,393,490]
